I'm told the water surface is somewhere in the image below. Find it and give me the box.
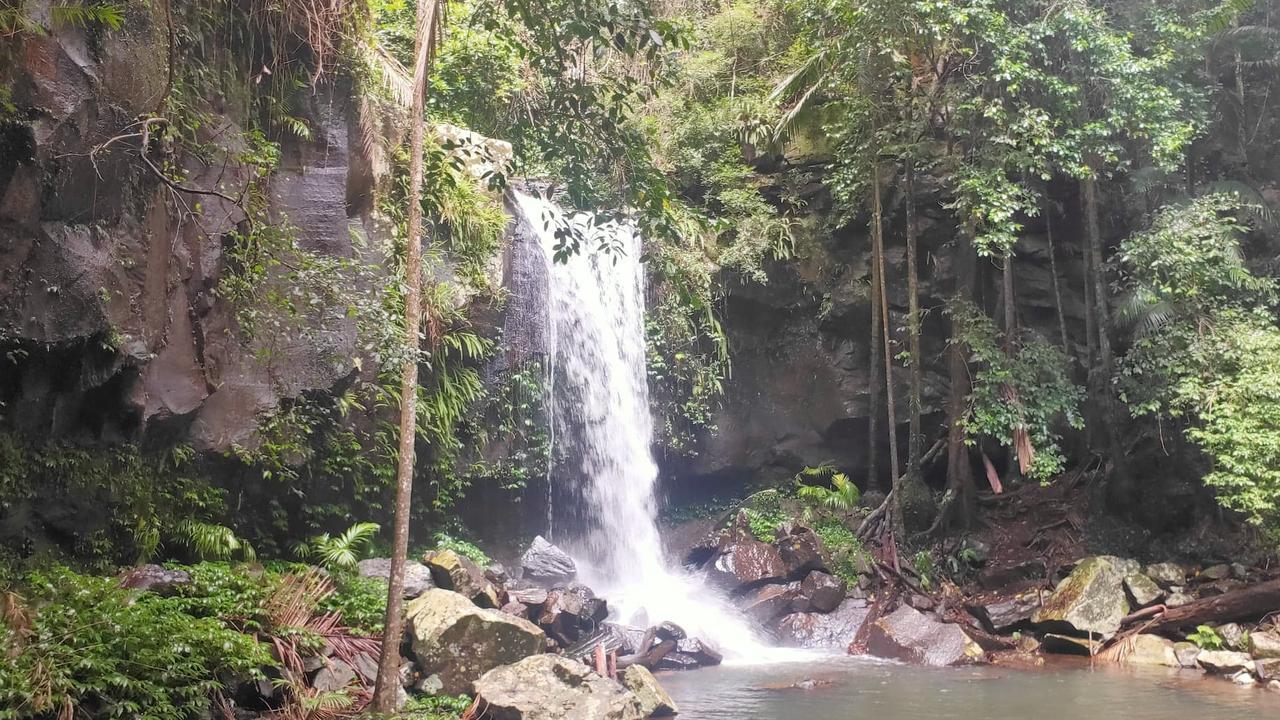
[660,656,1280,719]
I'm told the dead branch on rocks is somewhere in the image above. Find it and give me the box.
[1142,579,1280,634]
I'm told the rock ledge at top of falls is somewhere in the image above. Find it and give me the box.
[406,588,545,696]
[864,605,985,666]
[520,536,578,586]
[471,654,646,720]
[1031,556,1131,639]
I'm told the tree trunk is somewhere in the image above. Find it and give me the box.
[1141,579,1280,635]
[373,1,440,711]
[905,162,922,481]
[872,164,902,539]
[1081,173,1130,506]
[942,229,977,530]
[868,214,883,492]
[1044,198,1070,352]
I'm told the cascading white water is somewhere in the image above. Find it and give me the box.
[513,191,789,663]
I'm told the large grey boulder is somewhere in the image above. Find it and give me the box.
[1250,630,1280,659]
[1144,563,1186,587]
[521,536,577,586]
[794,571,846,613]
[775,599,870,649]
[620,665,678,717]
[471,654,645,720]
[1198,650,1255,675]
[1123,573,1164,608]
[357,558,435,599]
[1031,556,1129,639]
[1121,634,1179,667]
[406,589,545,695]
[864,605,984,667]
[966,592,1040,634]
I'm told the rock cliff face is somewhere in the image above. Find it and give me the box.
[659,174,1092,501]
[0,12,370,450]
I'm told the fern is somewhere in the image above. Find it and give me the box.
[296,522,380,571]
[179,520,256,561]
[50,2,125,30]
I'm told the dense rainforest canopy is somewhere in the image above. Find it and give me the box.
[3,0,1280,717]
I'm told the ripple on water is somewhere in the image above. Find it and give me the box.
[658,655,1280,720]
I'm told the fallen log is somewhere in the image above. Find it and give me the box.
[1143,579,1280,634]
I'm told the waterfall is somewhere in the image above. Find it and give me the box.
[512,191,784,663]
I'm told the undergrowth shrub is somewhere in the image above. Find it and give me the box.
[0,566,273,720]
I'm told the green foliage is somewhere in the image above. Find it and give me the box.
[0,434,229,567]
[949,301,1084,480]
[1187,624,1225,650]
[795,464,861,513]
[912,550,936,591]
[0,566,273,720]
[401,693,473,720]
[169,562,275,630]
[812,520,867,585]
[317,574,387,636]
[430,532,490,567]
[1119,197,1280,533]
[739,489,786,543]
[292,522,380,571]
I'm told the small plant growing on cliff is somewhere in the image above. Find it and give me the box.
[293,522,381,571]
[431,532,490,567]
[795,464,861,513]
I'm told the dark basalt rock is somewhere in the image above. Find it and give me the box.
[655,621,687,642]
[425,550,499,608]
[775,599,871,649]
[966,592,1041,634]
[775,523,825,578]
[865,605,985,667]
[520,535,577,586]
[738,583,803,623]
[795,571,846,613]
[675,637,724,666]
[705,517,786,593]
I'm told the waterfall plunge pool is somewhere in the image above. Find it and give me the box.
[658,655,1280,719]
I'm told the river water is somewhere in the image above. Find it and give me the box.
[660,656,1280,719]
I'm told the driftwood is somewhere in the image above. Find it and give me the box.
[1142,579,1280,634]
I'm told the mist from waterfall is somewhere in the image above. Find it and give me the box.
[512,191,784,663]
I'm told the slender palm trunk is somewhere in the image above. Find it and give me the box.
[1044,198,1069,352]
[373,1,440,710]
[868,223,883,492]
[905,162,922,479]
[872,164,901,540]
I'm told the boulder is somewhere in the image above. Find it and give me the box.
[1255,658,1280,681]
[737,583,801,623]
[471,654,645,720]
[406,588,545,695]
[1097,556,1141,576]
[775,599,871,650]
[706,532,786,593]
[313,658,357,692]
[425,550,499,608]
[1198,564,1232,581]
[775,524,825,578]
[795,571,846,613]
[1250,630,1280,659]
[1166,591,1194,608]
[655,653,701,671]
[865,605,984,667]
[1031,556,1129,639]
[1123,574,1164,608]
[676,637,723,666]
[654,622,687,642]
[1197,650,1255,675]
[357,558,435,599]
[1173,642,1201,668]
[1144,563,1186,587]
[521,536,577,586]
[1217,623,1247,651]
[118,564,191,595]
[966,592,1040,634]
[621,665,678,717]
[1122,634,1179,667]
